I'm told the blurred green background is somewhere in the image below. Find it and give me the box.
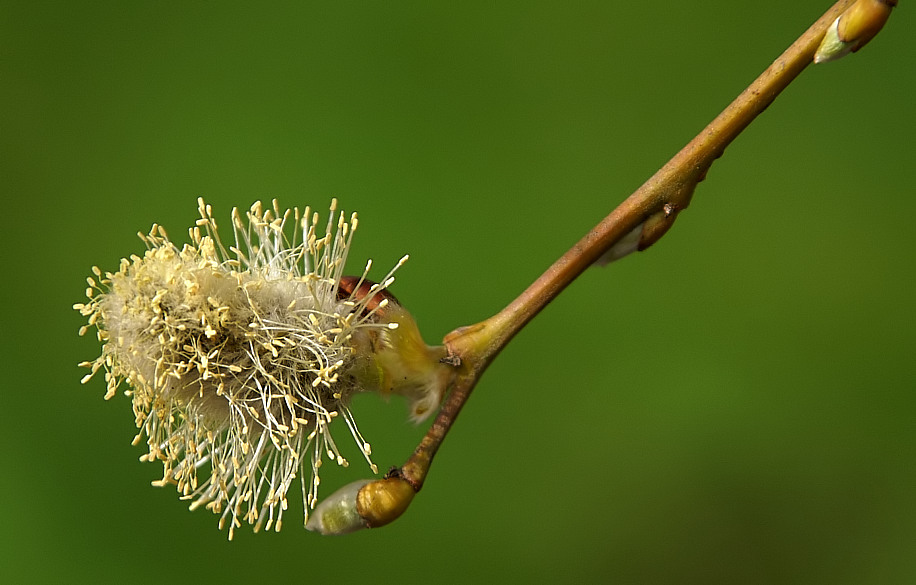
[2,1,914,583]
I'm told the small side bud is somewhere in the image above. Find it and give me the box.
[593,222,644,266]
[305,479,372,535]
[356,476,416,529]
[305,475,417,535]
[815,0,896,64]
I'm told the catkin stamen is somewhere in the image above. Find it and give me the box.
[76,199,405,539]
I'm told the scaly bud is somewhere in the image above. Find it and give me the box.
[815,0,896,64]
[305,474,416,535]
[305,480,372,535]
[357,475,416,528]
[593,222,644,266]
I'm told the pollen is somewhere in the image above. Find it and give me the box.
[75,198,404,539]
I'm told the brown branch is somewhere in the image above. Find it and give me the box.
[309,0,897,533]
[402,0,862,490]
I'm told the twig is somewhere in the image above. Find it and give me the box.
[313,0,897,532]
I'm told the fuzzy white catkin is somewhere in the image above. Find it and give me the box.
[76,199,413,539]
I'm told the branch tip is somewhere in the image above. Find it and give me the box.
[815,0,896,64]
